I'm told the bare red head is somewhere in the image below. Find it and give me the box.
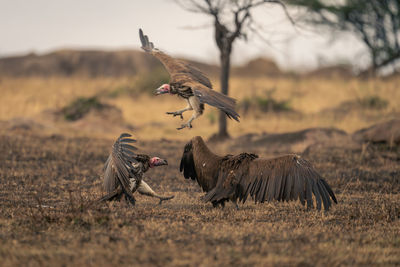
[155,84,171,95]
[149,157,168,168]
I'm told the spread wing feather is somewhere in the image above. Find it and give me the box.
[139,29,212,88]
[204,154,337,211]
[179,141,197,181]
[182,81,240,121]
[103,133,138,201]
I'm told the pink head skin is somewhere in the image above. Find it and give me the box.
[149,157,168,168]
[155,84,171,95]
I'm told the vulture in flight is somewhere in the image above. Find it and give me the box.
[139,28,240,130]
[100,133,174,205]
[180,136,337,211]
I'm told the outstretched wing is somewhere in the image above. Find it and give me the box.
[182,81,240,122]
[103,133,138,199]
[139,28,212,88]
[205,155,337,211]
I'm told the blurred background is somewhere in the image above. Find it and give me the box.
[0,0,399,141]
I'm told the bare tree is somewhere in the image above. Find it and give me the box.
[176,0,293,140]
[286,0,400,76]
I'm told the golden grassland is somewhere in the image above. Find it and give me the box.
[0,75,399,140]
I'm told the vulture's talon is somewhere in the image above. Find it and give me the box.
[158,195,175,205]
[177,123,192,130]
[166,111,183,120]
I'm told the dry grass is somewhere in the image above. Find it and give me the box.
[0,76,399,140]
[0,132,399,266]
[0,75,399,266]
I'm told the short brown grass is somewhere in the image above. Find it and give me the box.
[0,132,399,266]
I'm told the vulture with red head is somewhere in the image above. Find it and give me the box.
[139,28,240,130]
[180,136,337,211]
[100,133,174,205]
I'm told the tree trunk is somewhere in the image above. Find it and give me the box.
[217,51,231,140]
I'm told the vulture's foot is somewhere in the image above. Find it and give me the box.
[177,122,192,130]
[124,194,136,207]
[166,111,184,120]
[158,195,175,205]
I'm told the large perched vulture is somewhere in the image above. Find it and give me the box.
[139,28,240,130]
[180,136,337,211]
[100,133,174,205]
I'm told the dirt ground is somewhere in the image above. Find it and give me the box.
[0,129,399,266]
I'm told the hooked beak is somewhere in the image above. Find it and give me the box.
[155,86,168,95]
[155,158,168,166]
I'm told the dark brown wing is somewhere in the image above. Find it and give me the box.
[182,81,240,121]
[179,141,197,181]
[103,133,138,200]
[179,137,223,192]
[203,153,256,203]
[205,154,337,211]
[179,140,213,192]
[139,28,212,88]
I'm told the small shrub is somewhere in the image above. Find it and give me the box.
[256,97,292,112]
[359,95,388,110]
[62,96,105,121]
[238,93,292,115]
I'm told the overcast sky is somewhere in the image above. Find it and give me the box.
[0,0,369,70]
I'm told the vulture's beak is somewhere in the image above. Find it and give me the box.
[155,86,168,95]
[156,158,168,166]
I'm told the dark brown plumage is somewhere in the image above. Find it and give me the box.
[101,133,173,205]
[139,28,240,129]
[180,136,337,211]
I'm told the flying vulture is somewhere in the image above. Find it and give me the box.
[139,28,240,130]
[100,133,174,205]
[180,136,337,211]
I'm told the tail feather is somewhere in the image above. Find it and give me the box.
[195,89,240,121]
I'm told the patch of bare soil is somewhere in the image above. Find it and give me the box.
[353,119,400,146]
[0,130,399,266]
[220,127,358,155]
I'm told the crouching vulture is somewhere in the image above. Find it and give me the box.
[139,28,240,130]
[180,136,337,211]
[99,133,174,205]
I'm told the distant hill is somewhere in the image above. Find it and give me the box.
[0,49,219,78]
[0,49,284,78]
[304,64,354,79]
[0,49,355,79]
[232,57,282,77]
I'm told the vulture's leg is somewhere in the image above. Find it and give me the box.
[124,194,136,206]
[137,180,174,205]
[177,97,201,130]
[166,104,192,120]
